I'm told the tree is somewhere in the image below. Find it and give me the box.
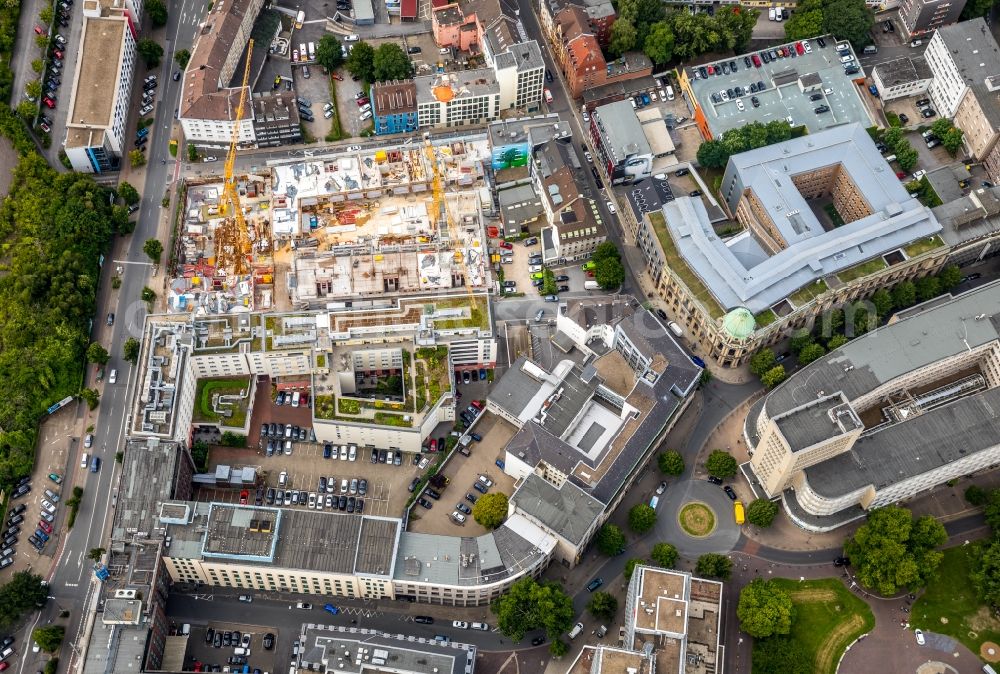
[549,639,569,657]
[827,334,849,350]
[696,140,729,169]
[628,503,657,533]
[491,577,574,642]
[39,7,53,24]
[146,0,167,26]
[658,450,684,476]
[143,238,163,262]
[191,440,209,471]
[643,22,674,65]
[595,257,625,290]
[695,553,732,580]
[188,143,198,161]
[31,625,64,653]
[749,350,777,377]
[79,388,99,410]
[118,181,140,205]
[316,35,345,71]
[784,4,825,41]
[650,542,678,568]
[86,343,109,366]
[843,505,946,595]
[940,127,963,155]
[123,337,141,363]
[220,431,247,447]
[705,449,737,479]
[609,17,637,56]
[895,143,919,172]
[930,118,953,138]
[737,578,793,638]
[137,39,164,68]
[345,41,376,83]
[747,499,779,527]
[915,275,940,302]
[88,547,105,562]
[129,149,146,168]
[30,58,44,74]
[823,0,874,48]
[624,558,644,579]
[141,286,156,302]
[797,342,826,366]
[595,524,626,556]
[752,636,813,674]
[174,49,191,70]
[971,540,1000,608]
[937,265,961,290]
[16,101,35,120]
[871,288,893,317]
[373,43,411,82]
[45,659,59,674]
[789,331,814,354]
[892,281,917,309]
[26,80,42,100]
[0,572,48,631]
[965,484,988,507]
[961,0,993,20]
[587,591,618,620]
[592,241,619,263]
[761,365,786,389]
[541,268,558,296]
[472,492,508,529]
[715,5,758,53]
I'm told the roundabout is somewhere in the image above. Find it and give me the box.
[654,478,742,557]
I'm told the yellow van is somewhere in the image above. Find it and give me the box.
[734,500,745,525]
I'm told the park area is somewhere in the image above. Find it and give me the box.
[912,544,1000,662]
[771,578,874,674]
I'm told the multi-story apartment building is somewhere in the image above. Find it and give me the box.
[871,56,933,102]
[63,0,137,173]
[897,0,967,39]
[539,0,617,51]
[493,42,545,113]
[371,80,419,136]
[627,124,946,368]
[745,281,1000,532]
[589,100,654,184]
[416,69,502,129]
[179,0,301,146]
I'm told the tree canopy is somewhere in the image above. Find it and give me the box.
[971,539,1000,608]
[747,498,779,527]
[143,238,163,262]
[0,571,48,630]
[595,523,626,556]
[86,343,109,366]
[592,242,625,290]
[587,591,618,620]
[705,450,737,478]
[650,542,678,568]
[345,41,376,83]
[472,492,508,529]
[146,0,167,26]
[491,577,574,642]
[316,35,344,72]
[658,450,684,476]
[695,553,732,580]
[697,121,792,169]
[137,38,164,68]
[843,505,947,595]
[785,0,873,47]
[32,625,64,653]
[628,503,657,533]
[737,579,794,638]
[373,43,412,82]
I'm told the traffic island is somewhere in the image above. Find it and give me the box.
[678,502,716,537]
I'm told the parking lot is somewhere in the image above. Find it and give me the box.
[409,411,518,537]
[293,66,337,140]
[183,621,280,674]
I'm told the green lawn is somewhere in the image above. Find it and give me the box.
[904,234,945,258]
[912,544,1000,656]
[789,279,829,307]
[755,309,778,327]
[193,377,251,427]
[770,577,874,674]
[837,258,887,283]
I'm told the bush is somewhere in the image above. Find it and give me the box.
[966,484,989,507]
[587,591,618,620]
[747,499,779,527]
[220,432,246,447]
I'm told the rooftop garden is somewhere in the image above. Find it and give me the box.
[193,376,251,427]
[788,279,829,307]
[648,211,725,319]
[836,258,887,284]
[754,309,777,328]
[903,235,945,258]
[429,295,489,331]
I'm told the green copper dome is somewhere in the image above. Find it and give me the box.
[722,307,756,340]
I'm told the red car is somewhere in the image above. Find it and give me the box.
[38,520,52,534]
[34,25,44,34]
[332,73,343,81]
[429,438,437,452]
[0,661,9,671]
[53,50,63,60]
[239,489,249,505]
[42,97,55,109]
[586,270,595,277]
[499,241,513,250]
[470,399,483,410]
[896,171,906,179]
[356,97,369,106]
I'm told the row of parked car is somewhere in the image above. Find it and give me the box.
[4,474,62,565]
[416,474,493,518]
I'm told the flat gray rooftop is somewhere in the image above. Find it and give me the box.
[355,517,400,576]
[203,504,279,559]
[113,439,182,540]
[511,473,605,544]
[687,36,873,137]
[541,367,601,437]
[301,626,476,674]
[773,395,860,452]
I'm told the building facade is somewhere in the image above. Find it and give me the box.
[372,81,419,135]
[897,0,967,38]
[63,0,137,173]
[871,57,933,102]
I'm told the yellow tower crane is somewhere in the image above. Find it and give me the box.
[216,39,254,275]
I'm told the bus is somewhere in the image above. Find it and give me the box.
[734,500,745,525]
[295,10,305,28]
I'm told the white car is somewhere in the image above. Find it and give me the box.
[584,151,592,163]
[41,500,56,514]
[912,170,927,180]
[720,90,730,102]
[470,622,489,631]
[139,104,153,115]
[528,264,542,273]
[823,87,833,95]
[84,433,93,448]
[360,110,372,121]
[296,602,313,610]
[736,99,745,112]
[582,111,589,123]
[345,34,359,41]
[347,145,361,151]
[914,629,925,645]
[340,445,348,461]
[606,200,616,214]
[202,156,218,163]
[348,445,357,461]
[452,621,469,629]
[308,492,317,509]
